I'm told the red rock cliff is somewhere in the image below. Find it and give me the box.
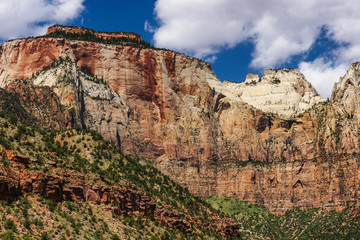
[1,27,360,213]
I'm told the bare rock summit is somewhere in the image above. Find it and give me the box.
[208,68,325,119]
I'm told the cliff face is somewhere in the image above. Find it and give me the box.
[0,36,218,160]
[0,27,360,213]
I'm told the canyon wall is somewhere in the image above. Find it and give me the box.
[0,26,360,213]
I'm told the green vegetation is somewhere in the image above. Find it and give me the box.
[51,24,140,36]
[46,30,153,49]
[207,196,283,239]
[0,114,227,239]
[207,196,360,239]
[0,195,181,240]
[0,88,35,125]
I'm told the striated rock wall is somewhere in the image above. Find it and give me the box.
[161,154,360,214]
[1,28,360,213]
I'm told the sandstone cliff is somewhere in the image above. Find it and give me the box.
[0,26,359,213]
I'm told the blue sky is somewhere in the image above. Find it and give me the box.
[1,0,360,98]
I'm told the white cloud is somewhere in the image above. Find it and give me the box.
[152,0,360,98]
[204,55,217,63]
[299,59,348,99]
[153,0,250,58]
[144,21,156,33]
[0,0,84,41]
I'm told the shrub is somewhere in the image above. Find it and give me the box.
[4,219,16,231]
[110,234,120,240]
[23,219,31,229]
[0,230,16,240]
[41,232,51,240]
[8,116,17,125]
[0,137,12,150]
[46,200,56,212]
[123,216,135,226]
[1,151,10,168]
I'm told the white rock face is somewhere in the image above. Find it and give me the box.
[31,60,132,150]
[34,60,124,107]
[331,62,360,115]
[207,68,325,118]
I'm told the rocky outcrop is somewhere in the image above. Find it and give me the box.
[207,69,324,119]
[1,26,360,214]
[0,162,155,216]
[3,80,71,128]
[332,62,360,116]
[0,149,240,237]
[154,206,240,237]
[32,59,133,151]
[207,69,325,118]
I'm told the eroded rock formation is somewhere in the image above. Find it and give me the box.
[207,69,325,118]
[1,26,360,213]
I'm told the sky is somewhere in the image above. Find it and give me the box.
[1,0,360,99]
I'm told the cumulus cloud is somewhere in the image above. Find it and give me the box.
[153,0,251,59]
[204,55,217,64]
[299,59,348,99]
[0,0,84,41]
[152,0,360,98]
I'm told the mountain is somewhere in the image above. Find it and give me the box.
[0,115,239,239]
[0,25,360,217]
